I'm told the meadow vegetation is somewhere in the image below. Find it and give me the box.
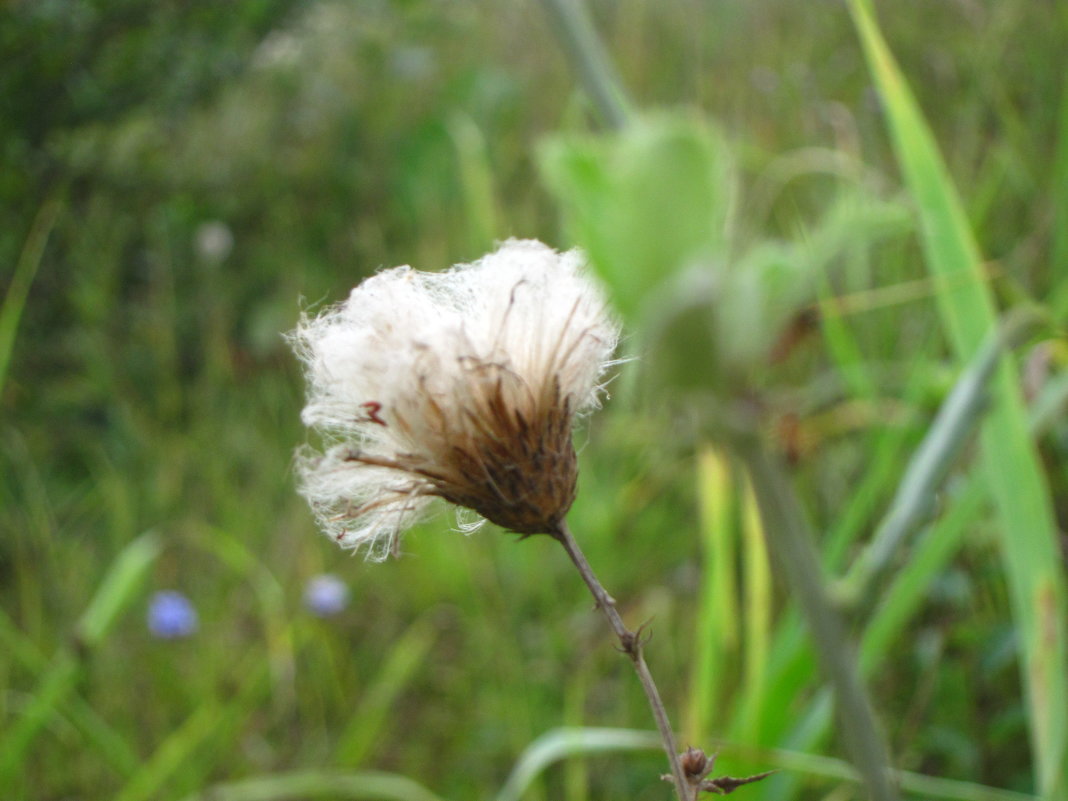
[2,1,1068,799]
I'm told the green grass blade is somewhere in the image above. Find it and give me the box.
[729,607,812,754]
[843,311,1040,602]
[0,193,62,397]
[1051,74,1068,321]
[0,608,47,671]
[817,277,878,402]
[191,526,296,699]
[775,380,1057,794]
[334,613,439,766]
[0,653,81,787]
[114,706,223,801]
[821,349,934,571]
[115,656,270,801]
[495,727,662,801]
[178,771,451,801]
[76,531,163,648]
[0,531,161,785]
[848,5,1068,797]
[685,446,738,746]
[0,610,140,778]
[717,742,1037,801]
[1031,369,1068,437]
[447,113,500,255]
[497,726,1033,801]
[735,474,772,747]
[771,478,985,786]
[860,479,985,671]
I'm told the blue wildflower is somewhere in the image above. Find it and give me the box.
[303,574,351,618]
[147,590,199,639]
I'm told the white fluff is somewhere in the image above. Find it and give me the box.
[291,239,619,559]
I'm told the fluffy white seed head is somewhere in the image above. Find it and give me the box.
[291,239,620,560]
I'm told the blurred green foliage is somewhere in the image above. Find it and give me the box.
[2,1,1068,799]
[540,114,734,322]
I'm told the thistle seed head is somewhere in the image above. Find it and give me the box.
[290,239,619,559]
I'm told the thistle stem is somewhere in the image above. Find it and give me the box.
[552,521,692,801]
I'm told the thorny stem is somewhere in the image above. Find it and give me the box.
[552,521,692,801]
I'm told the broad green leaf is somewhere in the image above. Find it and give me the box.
[539,113,733,321]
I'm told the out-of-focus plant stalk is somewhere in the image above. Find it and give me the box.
[0,190,64,396]
[841,308,1044,605]
[736,439,899,801]
[537,0,634,130]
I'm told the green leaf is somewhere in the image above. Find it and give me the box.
[539,112,733,321]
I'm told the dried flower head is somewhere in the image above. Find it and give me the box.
[291,239,619,560]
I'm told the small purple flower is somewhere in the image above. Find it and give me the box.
[303,574,351,618]
[147,591,199,639]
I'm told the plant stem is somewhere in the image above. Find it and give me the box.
[735,438,899,801]
[551,521,691,801]
[537,0,634,131]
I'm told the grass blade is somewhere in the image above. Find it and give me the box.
[447,113,500,256]
[842,310,1041,602]
[179,770,450,801]
[848,5,1068,797]
[0,531,161,786]
[685,445,738,746]
[115,654,271,801]
[1051,74,1068,321]
[114,706,224,801]
[0,654,81,788]
[495,727,662,801]
[0,609,139,778]
[0,193,62,396]
[716,741,1037,801]
[76,531,163,648]
[497,726,1034,801]
[334,613,439,766]
[774,377,1056,795]
[735,474,772,747]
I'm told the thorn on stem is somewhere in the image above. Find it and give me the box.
[699,770,777,795]
[635,618,654,647]
[619,628,640,657]
[668,748,775,797]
